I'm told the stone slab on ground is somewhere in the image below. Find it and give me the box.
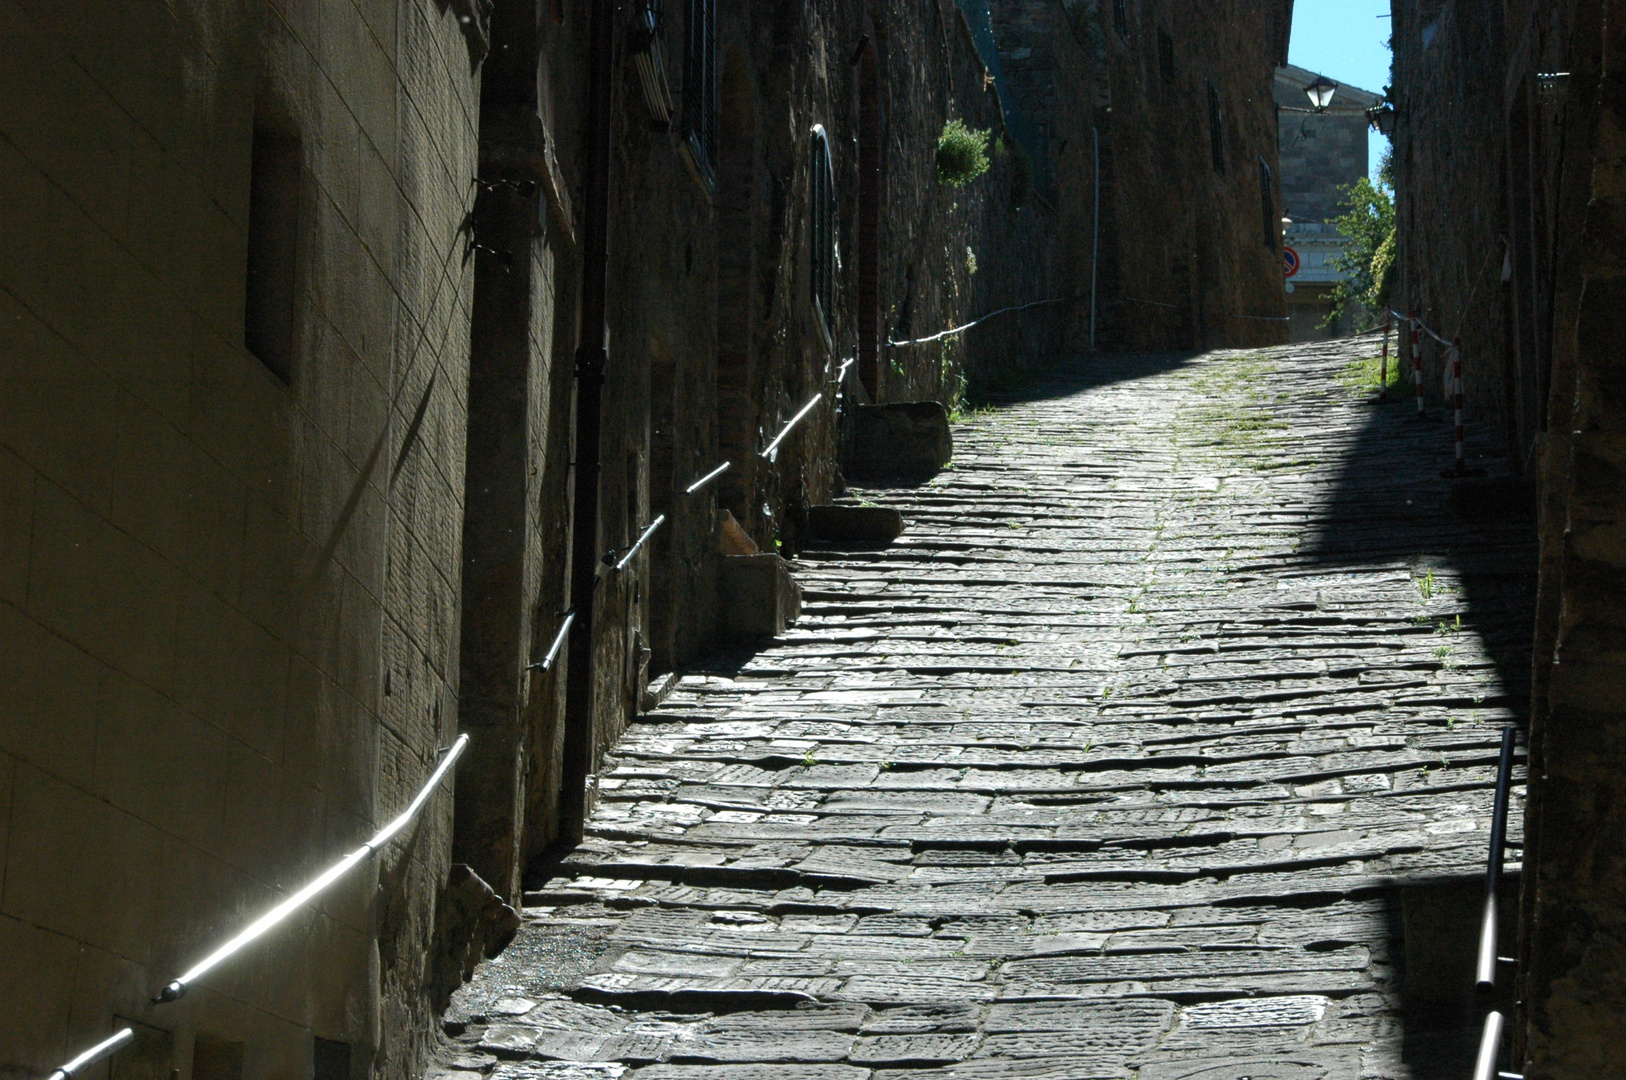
[440,341,1535,1080]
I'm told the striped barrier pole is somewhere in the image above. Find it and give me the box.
[1410,311,1424,417]
[1451,336,1466,473]
[1379,316,1390,402]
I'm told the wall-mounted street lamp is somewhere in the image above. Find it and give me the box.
[1366,103,1396,136]
[1305,74,1339,113]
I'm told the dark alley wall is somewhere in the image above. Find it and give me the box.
[1389,0,1626,1075]
[0,1,481,1078]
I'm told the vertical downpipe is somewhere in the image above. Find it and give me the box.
[1090,127,1100,353]
[560,0,616,840]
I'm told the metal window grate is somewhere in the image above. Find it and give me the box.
[809,125,836,336]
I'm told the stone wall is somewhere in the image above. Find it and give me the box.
[0,2,480,1080]
[1390,1,1510,428]
[1390,0,1626,1073]
[1274,68,1377,225]
[1094,0,1293,351]
[1515,1,1624,1075]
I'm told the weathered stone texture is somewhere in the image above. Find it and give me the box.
[437,338,1535,1080]
[0,1,479,1078]
[1390,3,1511,430]
[1094,0,1293,350]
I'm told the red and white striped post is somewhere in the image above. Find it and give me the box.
[1451,336,1466,473]
[1379,315,1390,401]
[1409,310,1424,416]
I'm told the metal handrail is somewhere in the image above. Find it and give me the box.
[47,1028,134,1080]
[1471,1011,1504,1080]
[528,612,576,673]
[613,515,666,573]
[685,461,730,494]
[1477,726,1518,991]
[761,393,823,458]
[154,734,469,1003]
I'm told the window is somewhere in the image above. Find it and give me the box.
[1259,157,1275,247]
[683,0,716,183]
[244,114,301,382]
[808,125,836,337]
[1206,81,1225,175]
[1113,0,1128,36]
[1157,29,1175,85]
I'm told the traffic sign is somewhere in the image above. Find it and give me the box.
[1284,246,1301,278]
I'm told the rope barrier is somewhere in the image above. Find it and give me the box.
[885,297,1069,348]
[1228,312,1290,323]
[154,736,469,1004]
[1123,295,1182,310]
[1391,307,1451,347]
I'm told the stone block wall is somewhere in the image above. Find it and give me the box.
[1094,0,1292,351]
[0,2,479,1079]
[1390,1,1510,426]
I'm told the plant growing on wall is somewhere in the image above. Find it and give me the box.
[937,119,991,186]
[1325,146,1397,330]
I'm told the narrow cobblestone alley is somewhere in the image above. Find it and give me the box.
[437,339,1535,1080]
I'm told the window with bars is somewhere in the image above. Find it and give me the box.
[683,0,716,183]
[1206,81,1225,175]
[809,125,836,337]
[1113,0,1128,36]
[1259,157,1275,247]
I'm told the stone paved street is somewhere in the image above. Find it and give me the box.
[436,340,1536,1080]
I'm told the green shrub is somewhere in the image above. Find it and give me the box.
[937,119,991,186]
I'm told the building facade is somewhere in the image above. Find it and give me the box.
[1389,0,1626,1075]
[1091,0,1294,351]
[1274,63,1381,341]
[0,3,1296,1079]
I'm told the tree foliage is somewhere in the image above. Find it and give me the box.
[1325,147,1396,330]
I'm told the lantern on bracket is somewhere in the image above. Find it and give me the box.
[1304,74,1338,113]
[1366,103,1396,136]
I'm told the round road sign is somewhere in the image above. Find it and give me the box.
[1283,246,1301,278]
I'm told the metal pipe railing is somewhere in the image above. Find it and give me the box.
[613,515,666,573]
[528,612,576,673]
[761,393,824,458]
[1477,725,1518,991]
[685,461,730,494]
[1472,1010,1506,1080]
[47,1028,134,1080]
[154,734,469,1003]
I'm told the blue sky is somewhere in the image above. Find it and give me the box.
[1287,0,1392,180]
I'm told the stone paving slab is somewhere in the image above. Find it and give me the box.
[438,342,1535,1080]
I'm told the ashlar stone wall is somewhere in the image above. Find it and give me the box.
[0,2,480,1079]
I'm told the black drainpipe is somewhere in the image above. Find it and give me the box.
[559,0,615,841]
